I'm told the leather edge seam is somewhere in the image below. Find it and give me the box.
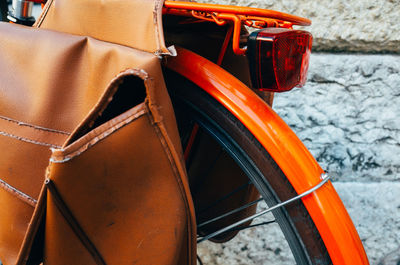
[0,130,62,148]
[50,104,148,163]
[34,0,54,27]
[0,178,37,207]
[146,111,196,264]
[63,68,149,147]
[0,115,70,135]
[153,0,172,56]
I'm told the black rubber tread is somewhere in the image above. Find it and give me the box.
[164,69,332,265]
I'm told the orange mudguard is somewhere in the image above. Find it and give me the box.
[166,47,369,265]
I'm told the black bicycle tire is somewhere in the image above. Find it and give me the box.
[164,70,332,265]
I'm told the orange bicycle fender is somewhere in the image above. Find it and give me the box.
[166,47,369,265]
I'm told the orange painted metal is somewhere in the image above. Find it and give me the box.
[216,25,234,66]
[184,123,199,161]
[216,13,246,55]
[163,1,311,26]
[166,47,369,265]
[163,1,306,55]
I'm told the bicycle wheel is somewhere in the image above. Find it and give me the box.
[164,70,332,265]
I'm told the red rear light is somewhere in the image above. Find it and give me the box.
[247,28,312,92]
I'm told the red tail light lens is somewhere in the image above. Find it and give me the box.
[247,28,313,92]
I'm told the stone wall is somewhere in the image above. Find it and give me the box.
[198,0,400,53]
[274,54,400,183]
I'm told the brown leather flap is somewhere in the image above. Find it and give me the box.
[35,0,171,55]
[0,22,194,265]
[0,23,163,140]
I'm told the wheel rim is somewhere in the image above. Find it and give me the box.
[174,95,312,264]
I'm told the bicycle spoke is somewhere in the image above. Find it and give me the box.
[198,180,252,214]
[196,255,204,265]
[197,175,331,243]
[224,220,276,233]
[198,197,263,228]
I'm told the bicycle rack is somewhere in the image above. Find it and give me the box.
[163,1,310,55]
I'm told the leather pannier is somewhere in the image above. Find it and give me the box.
[0,0,195,264]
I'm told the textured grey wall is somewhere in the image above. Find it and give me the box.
[198,0,400,53]
[274,54,400,183]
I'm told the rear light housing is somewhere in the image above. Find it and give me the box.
[247,28,313,92]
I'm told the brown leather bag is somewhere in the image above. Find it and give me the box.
[0,0,195,264]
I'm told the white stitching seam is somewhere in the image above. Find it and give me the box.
[50,107,147,163]
[0,115,71,135]
[154,0,161,54]
[34,0,54,27]
[0,178,37,207]
[0,131,62,148]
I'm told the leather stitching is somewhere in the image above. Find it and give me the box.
[34,0,54,27]
[0,178,37,207]
[0,130,62,148]
[146,110,195,264]
[154,0,173,56]
[154,0,162,55]
[65,68,149,147]
[50,104,148,163]
[0,115,71,135]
